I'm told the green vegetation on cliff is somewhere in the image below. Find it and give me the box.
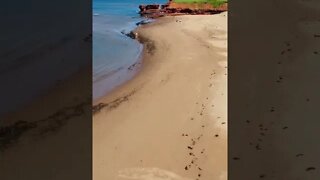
[173,0,227,7]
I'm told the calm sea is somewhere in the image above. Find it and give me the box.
[93,0,166,101]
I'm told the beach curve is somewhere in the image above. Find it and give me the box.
[93,11,227,180]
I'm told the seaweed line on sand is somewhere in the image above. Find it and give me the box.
[92,89,137,115]
[124,30,156,55]
[137,34,156,55]
[0,99,90,151]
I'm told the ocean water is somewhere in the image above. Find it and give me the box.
[93,0,166,101]
[0,0,91,115]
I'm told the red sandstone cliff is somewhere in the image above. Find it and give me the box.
[139,1,227,18]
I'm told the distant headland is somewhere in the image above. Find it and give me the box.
[139,0,228,18]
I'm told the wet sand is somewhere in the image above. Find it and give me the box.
[93,12,227,180]
[0,67,91,179]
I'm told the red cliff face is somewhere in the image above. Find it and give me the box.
[138,2,227,18]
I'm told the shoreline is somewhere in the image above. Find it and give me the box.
[92,18,154,103]
[94,12,227,180]
[92,43,143,103]
[92,19,156,106]
[92,30,155,111]
[0,66,92,179]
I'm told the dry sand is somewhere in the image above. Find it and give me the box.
[93,12,227,180]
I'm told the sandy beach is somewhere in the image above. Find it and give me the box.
[0,67,92,180]
[228,0,320,179]
[93,12,227,180]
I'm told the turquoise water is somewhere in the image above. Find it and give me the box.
[93,0,166,100]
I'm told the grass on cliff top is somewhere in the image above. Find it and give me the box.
[173,0,227,7]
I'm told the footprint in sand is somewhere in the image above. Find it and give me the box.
[259,174,266,178]
[306,167,316,172]
[270,107,275,112]
[233,157,240,160]
[200,149,205,154]
[296,153,304,157]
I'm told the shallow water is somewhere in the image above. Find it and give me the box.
[93,0,166,101]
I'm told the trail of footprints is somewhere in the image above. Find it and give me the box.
[182,69,226,179]
[232,40,318,177]
[182,133,205,179]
